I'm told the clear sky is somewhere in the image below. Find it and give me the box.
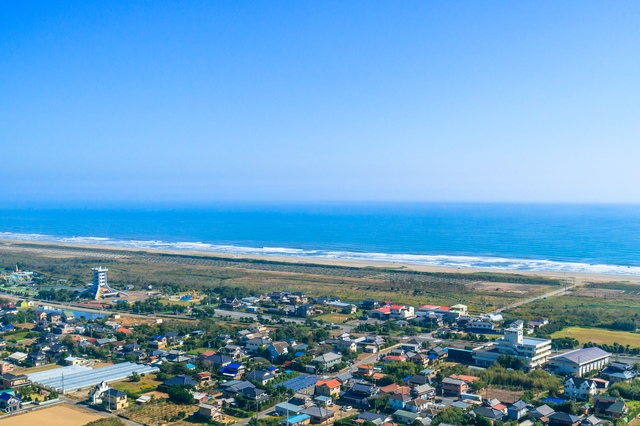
[1,1,639,205]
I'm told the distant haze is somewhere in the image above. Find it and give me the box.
[1,1,640,204]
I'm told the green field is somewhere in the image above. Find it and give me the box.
[551,327,640,346]
[0,241,571,312]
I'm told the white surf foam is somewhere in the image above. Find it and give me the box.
[1,231,640,276]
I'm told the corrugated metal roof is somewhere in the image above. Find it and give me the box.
[551,347,611,365]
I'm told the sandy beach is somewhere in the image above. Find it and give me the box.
[2,239,639,284]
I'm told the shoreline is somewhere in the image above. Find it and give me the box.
[2,239,640,284]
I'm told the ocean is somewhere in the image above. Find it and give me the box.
[0,203,639,275]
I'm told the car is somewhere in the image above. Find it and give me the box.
[435,399,442,403]
[343,406,352,411]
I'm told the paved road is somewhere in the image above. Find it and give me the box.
[489,283,582,314]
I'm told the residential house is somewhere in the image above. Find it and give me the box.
[362,299,380,309]
[163,375,198,388]
[289,394,313,408]
[410,353,431,368]
[103,388,128,410]
[0,361,14,375]
[219,363,246,379]
[508,401,529,421]
[326,339,357,353]
[356,365,374,377]
[312,353,342,371]
[247,369,276,385]
[473,405,505,423]
[528,317,550,328]
[315,379,341,398]
[301,406,335,424]
[340,381,378,406]
[198,403,223,421]
[164,331,181,345]
[393,410,422,424]
[442,378,469,397]
[410,384,435,400]
[245,338,271,353]
[593,396,628,418]
[281,414,311,426]
[221,298,241,310]
[241,386,269,402]
[336,372,353,386]
[548,412,581,426]
[581,415,606,426]
[196,372,211,385]
[529,405,555,422]
[27,351,48,367]
[564,377,599,400]
[224,345,244,359]
[276,402,304,416]
[406,398,429,413]
[0,392,21,412]
[1,373,30,389]
[389,393,411,411]
[296,305,314,317]
[223,381,255,397]
[268,342,289,361]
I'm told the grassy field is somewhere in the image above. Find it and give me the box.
[113,373,163,394]
[0,242,569,311]
[551,327,640,346]
[316,313,355,323]
[504,292,640,330]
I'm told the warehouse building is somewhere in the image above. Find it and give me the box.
[549,347,611,377]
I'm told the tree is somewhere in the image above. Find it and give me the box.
[168,385,194,404]
[432,407,472,426]
[129,372,141,382]
[476,415,492,426]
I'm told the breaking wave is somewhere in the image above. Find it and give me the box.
[2,231,640,276]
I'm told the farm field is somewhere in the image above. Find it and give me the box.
[20,364,63,374]
[0,403,101,426]
[123,401,196,424]
[551,327,640,346]
[113,373,163,394]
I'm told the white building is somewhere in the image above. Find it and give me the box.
[82,267,127,300]
[466,319,495,332]
[549,347,611,377]
[473,328,552,369]
[390,305,415,320]
[564,377,598,400]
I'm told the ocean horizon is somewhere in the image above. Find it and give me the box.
[1,203,639,276]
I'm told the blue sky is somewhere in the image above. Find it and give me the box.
[1,1,639,204]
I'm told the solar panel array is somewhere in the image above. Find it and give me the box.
[28,362,159,393]
[272,374,319,392]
